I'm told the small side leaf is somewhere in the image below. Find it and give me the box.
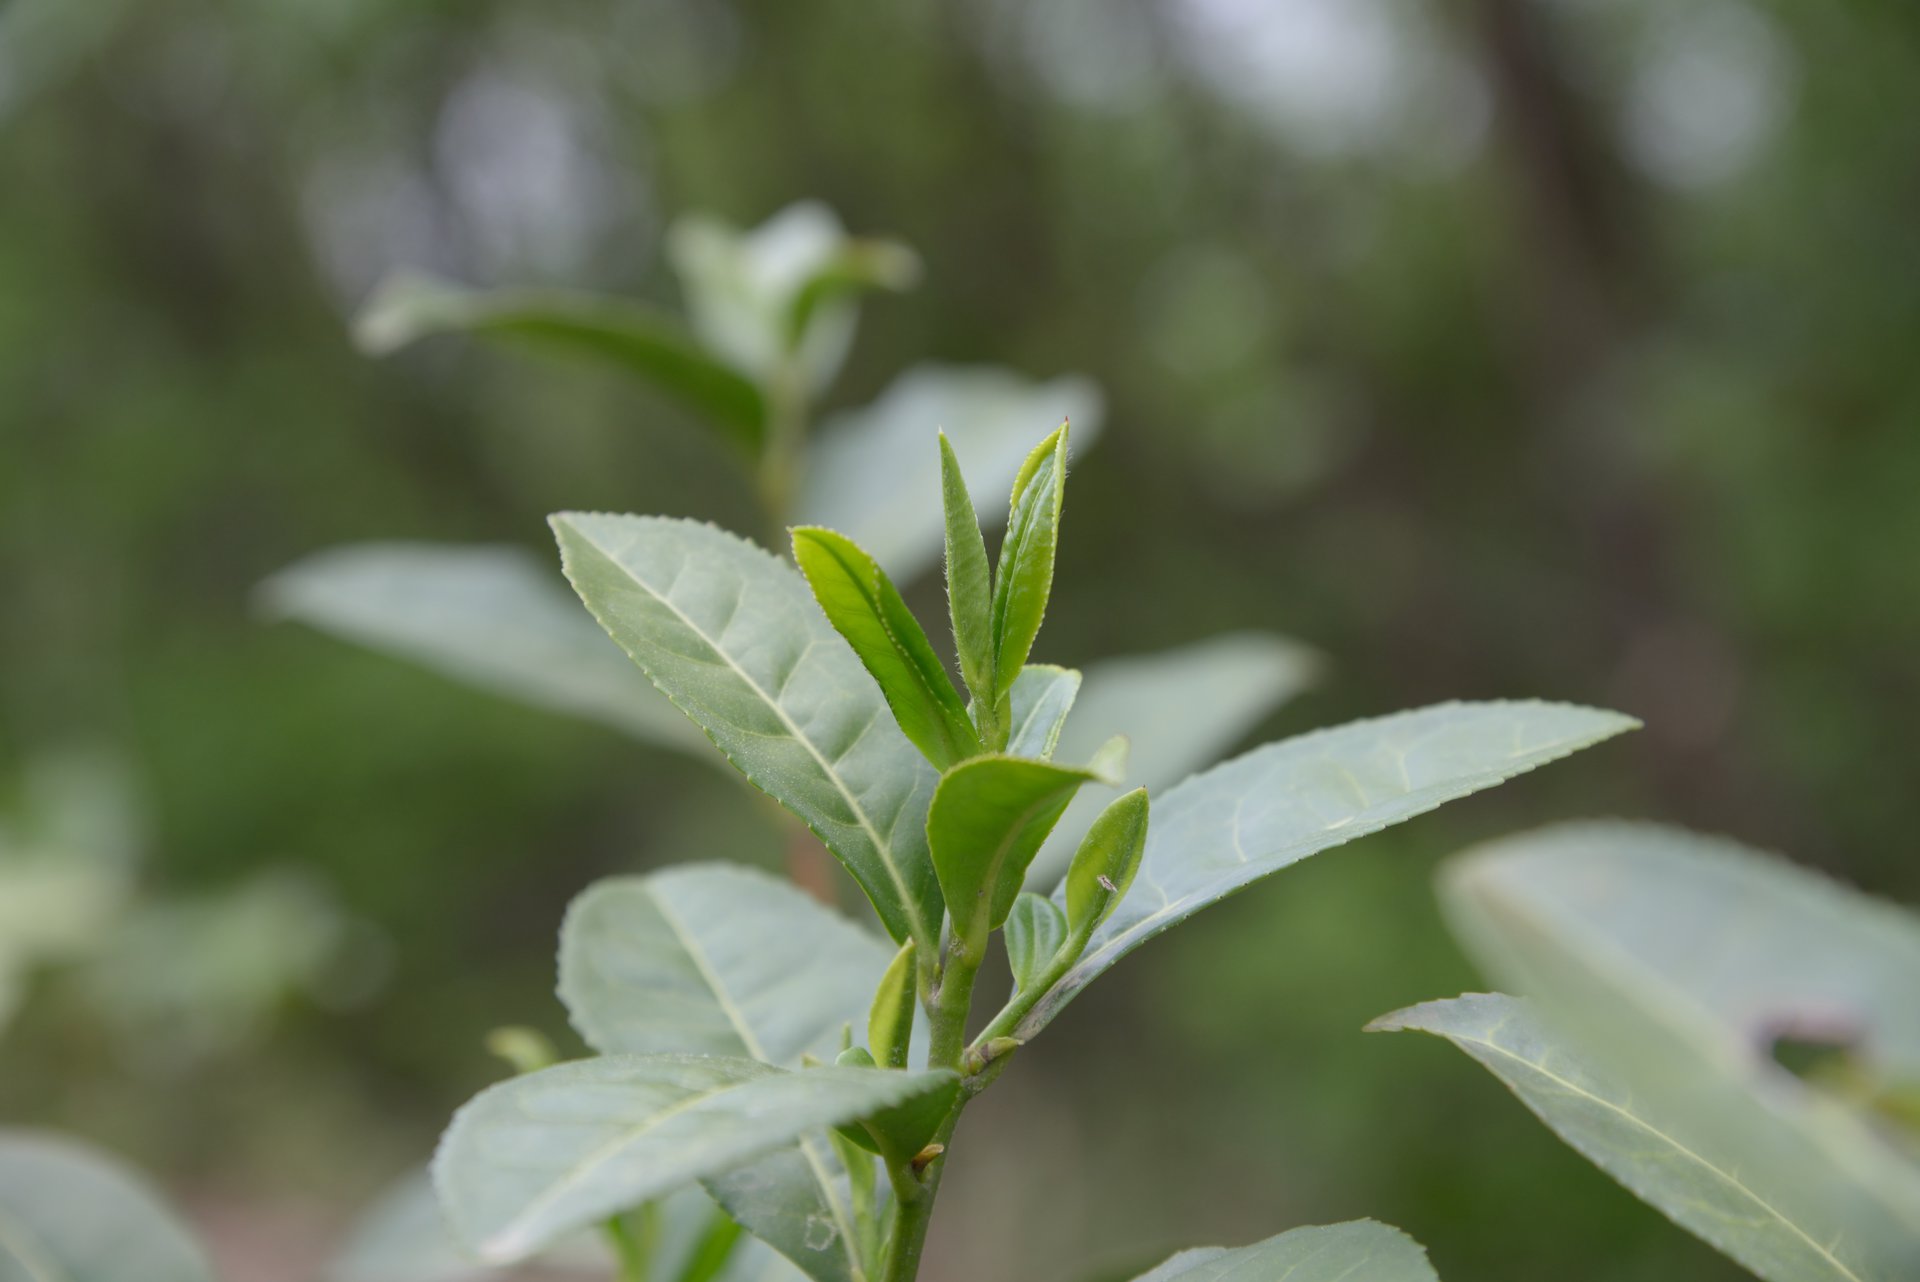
[1064,788,1149,937]
[1004,894,1069,994]
[989,425,1069,702]
[354,273,766,451]
[433,1055,957,1264]
[1005,665,1082,760]
[927,755,1106,958]
[1130,1219,1439,1281]
[868,941,917,1070]
[791,526,981,768]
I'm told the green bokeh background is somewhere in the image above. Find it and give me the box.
[3,0,1916,1278]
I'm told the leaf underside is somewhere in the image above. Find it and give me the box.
[1129,1219,1439,1282]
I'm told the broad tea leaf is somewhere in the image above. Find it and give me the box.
[558,865,891,1065]
[1374,994,1920,1282]
[262,543,705,754]
[1027,633,1318,889]
[799,365,1102,581]
[1016,701,1636,1038]
[1444,821,1920,1075]
[0,1129,214,1282]
[928,755,1105,956]
[1130,1219,1438,1282]
[792,527,980,767]
[326,1169,609,1282]
[1005,665,1081,760]
[557,866,890,1282]
[434,1056,956,1263]
[1424,822,1920,1280]
[354,274,765,451]
[552,514,942,946]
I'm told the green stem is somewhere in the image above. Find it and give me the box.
[875,1108,962,1282]
[757,359,809,539]
[968,920,1093,1055]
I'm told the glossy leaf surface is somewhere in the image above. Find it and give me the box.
[927,755,1104,955]
[1004,893,1069,994]
[553,514,942,945]
[939,431,996,714]
[791,526,979,767]
[989,427,1067,702]
[1064,788,1149,936]
[1016,701,1637,1037]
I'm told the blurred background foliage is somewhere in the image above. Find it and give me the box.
[2,0,1917,1279]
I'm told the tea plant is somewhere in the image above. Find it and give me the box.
[410,424,1632,1282]
[1377,821,1920,1282]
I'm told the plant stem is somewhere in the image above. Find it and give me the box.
[968,921,1092,1054]
[875,1109,962,1282]
[757,359,808,539]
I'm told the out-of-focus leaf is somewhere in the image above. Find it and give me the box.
[551,514,942,946]
[327,1171,799,1282]
[1063,788,1150,937]
[928,755,1108,957]
[0,1130,214,1282]
[1130,1219,1439,1281]
[1004,893,1068,994]
[1443,821,1920,1075]
[1027,633,1318,889]
[433,1055,957,1264]
[353,273,765,451]
[988,427,1067,703]
[558,865,890,1065]
[668,203,913,396]
[1373,994,1920,1282]
[261,543,706,755]
[702,1146,856,1282]
[1409,821,1920,1281]
[799,365,1103,581]
[1005,666,1081,760]
[1015,702,1637,1038]
[791,527,980,767]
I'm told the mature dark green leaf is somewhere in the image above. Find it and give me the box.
[354,273,765,451]
[799,366,1102,581]
[1005,665,1081,760]
[791,526,980,767]
[261,543,706,754]
[1004,893,1069,994]
[552,514,942,946]
[1028,633,1318,889]
[990,426,1068,702]
[1130,1219,1438,1281]
[1015,702,1637,1038]
[0,1130,214,1282]
[558,865,891,1065]
[1064,788,1149,936]
[1374,994,1920,1282]
[927,755,1106,957]
[433,1056,957,1264]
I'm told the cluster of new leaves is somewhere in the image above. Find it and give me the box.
[1375,823,1920,1282]
[421,425,1634,1282]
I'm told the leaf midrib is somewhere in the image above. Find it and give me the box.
[569,520,932,947]
[1458,1018,1864,1282]
[648,889,861,1275]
